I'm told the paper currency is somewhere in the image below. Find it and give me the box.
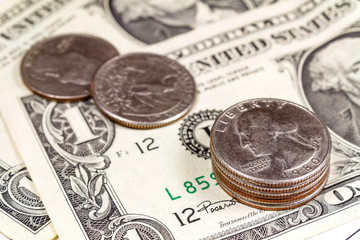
[0,0,279,91]
[0,0,284,239]
[1,0,360,240]
[104,0,285,44]
[309,218,360,240]
[0,0,124,92]
[0,0,122,239]
[0,114,56,240]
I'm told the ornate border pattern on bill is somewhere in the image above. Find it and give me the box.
[1,0,360,239]
[0,163,50,233]
[20,96,174,239]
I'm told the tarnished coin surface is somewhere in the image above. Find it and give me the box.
[210,98,331,187]
[21,34,119,101]
[91,53,196,129]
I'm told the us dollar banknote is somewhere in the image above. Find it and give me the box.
[1,0,360,240]
[0,0,280,91]
[0,0,122,239]
[0,0,286,239]
[0,114,56,240]
[103,0,285,44]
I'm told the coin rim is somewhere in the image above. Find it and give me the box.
[215,168,328,204]
[212,161,329,198]
[213,161,329,200]
[216,171,328,210]
[211,144,330,188]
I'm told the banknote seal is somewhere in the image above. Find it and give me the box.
[179,109,221,159]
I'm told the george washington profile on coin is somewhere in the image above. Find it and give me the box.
[236,109,318,174]
[210,99,331,182]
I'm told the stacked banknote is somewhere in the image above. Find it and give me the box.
[1,0,360,240]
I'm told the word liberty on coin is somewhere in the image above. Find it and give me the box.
[91,52,196,129]
[21,34,119,101]
[210,98,332,210]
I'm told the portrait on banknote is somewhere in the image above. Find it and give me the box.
[300,30,360,150]
[104,0,277,44]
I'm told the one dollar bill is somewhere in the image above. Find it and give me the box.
[1,0,360,239]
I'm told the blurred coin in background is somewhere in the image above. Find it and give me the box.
[21,34,119,101]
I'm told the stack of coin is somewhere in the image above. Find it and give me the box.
[20,34,196,129]
[210,98,331,210]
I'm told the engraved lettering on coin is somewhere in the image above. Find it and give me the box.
[211,99,331,183]
[300,30,360,150]
[91,53,196,128]
[21,34,119,101]
[179,109,221,159]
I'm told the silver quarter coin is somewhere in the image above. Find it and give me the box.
[91,53,196,129]
[210,98,331,187]
[210,98,331,210]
